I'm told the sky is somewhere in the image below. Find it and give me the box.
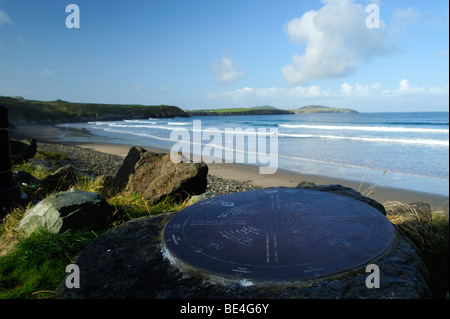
[0,0,448,112]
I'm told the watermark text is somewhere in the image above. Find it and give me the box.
[65,4,80,29]
[170,120,278,174]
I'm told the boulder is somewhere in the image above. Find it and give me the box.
[10,138,37,164]
[112,146,208,204]
[17,188,114,235]
[41,164,78,191]
[113,146,146,192]
[296,183,387,215]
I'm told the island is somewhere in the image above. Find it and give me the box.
[290,105,358,114]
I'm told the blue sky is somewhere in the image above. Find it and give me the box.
[0,0,448,112]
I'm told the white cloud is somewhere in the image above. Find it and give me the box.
[206,79,449,110]
[393,7,419,26]
[341,82,353,95]
[0,10,12,26]
[207,85,320,100]
[392,79,449,97]
[282,0,389,85]
[392,79,426,95]
[206,85,326,106]
[40,68,55,76]
[429,85,449,95]
[212,57,245,84]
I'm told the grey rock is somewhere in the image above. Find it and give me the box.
[113,146,145,192]
[17,188,114,235]
[112,146,208,204]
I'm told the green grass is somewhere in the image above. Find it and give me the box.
[33,149,70,161]
[1,150,188,299]
[0,230,98,298]
[110,192,191,220]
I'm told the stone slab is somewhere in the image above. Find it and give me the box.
[163,188,395,281]
[57,192,432,298]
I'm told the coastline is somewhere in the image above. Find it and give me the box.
[11,124,449,213]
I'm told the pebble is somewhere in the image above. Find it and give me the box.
[36,142,262,196]
[37,142,123,177]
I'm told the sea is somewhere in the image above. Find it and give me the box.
[56,112,449,196]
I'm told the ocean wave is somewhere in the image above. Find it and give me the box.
[277,133,449,146]
[124,119,158,124]
[278,124,449,134]
[90,122,174,130]
[101,128,175,142]
[167,122,190,125]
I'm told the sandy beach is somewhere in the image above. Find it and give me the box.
[12,124,449,213]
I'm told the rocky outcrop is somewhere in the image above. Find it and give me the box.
[17,188,115,235]
[109,146,208,204]
[57,210,432,299]
[41,164,79,191]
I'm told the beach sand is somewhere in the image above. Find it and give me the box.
[12,124,449,213]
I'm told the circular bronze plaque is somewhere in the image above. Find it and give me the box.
[163,188,395,281]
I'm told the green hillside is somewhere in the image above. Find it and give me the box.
[186,106,293,116]
[0,96,188,125]
[186,105,358,116]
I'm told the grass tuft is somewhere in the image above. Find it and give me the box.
[0,230,98,298]
[385,201,449,298]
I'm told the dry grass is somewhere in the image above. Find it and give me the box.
[385,201,448,253]
[385,200,449,298]
[357,161,389,197]
[0,205,28,257]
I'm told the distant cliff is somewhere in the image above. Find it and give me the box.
[0,96,189,126]
[186,105,358,116]
[186,106,292,116]
[290,105,358,114]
